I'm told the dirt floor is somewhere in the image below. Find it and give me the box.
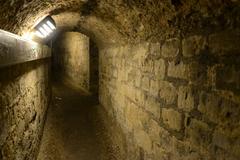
[37,82,117,160]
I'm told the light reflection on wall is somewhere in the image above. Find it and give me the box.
[0,29,51,68]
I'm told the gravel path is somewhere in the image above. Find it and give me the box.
[37,82,118,160]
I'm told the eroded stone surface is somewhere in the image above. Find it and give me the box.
[99,37,240,159]
[0,60,50,160]
[162,108,183,131]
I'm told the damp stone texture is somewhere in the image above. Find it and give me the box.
[53,32,90,92]
[99,29,240,160]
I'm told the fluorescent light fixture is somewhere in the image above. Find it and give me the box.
[43,24,53,33]
[47,21,56,30]
[33,16,56,39]
[39,27,48,36]
[35,31,45,38]
[21,16,56,40]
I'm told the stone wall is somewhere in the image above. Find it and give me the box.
[53,32,90,92]
[99,29,240,159]
[0,59,51,160]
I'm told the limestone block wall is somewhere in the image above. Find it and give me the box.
[0,59,51,160]
[99,29,240,159]
[53,32,90,92]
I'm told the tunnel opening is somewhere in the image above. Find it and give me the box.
[52,31,99,95]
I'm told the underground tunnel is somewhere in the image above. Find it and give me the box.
[0,0,240,160]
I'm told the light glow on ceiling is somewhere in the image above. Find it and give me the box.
[22,32,34,40]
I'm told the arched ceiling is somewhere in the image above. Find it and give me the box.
[0,0,239,46]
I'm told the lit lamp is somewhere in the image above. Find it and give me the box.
[34,16,56,39]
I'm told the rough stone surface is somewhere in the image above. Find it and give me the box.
[187,119,212,147]
[0,59,50,160]
[134,130,152,153]
[212,127,240,159]
[159,80,177,105]
[209,30,240,55]
[198,92,240,125]
[99,36,240,159]
[178,86,195,112]
[53,32,90,92]
[182,35,206,57]
[154,58,165,80]
[216,65,240,93]
[161,38,180,58]
[0,1,239,45]
[162,108,183,131]
[167,60,190,80]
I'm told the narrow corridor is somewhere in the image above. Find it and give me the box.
[37,82,116,160]
[1,1,240,160]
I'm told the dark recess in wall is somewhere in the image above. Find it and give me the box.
[81,0,98,16]
[171,0,182,8]
[89,39,99,95]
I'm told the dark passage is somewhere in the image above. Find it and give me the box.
[37,82,115,160]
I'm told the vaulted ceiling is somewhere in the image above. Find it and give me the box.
[0,0,239,45]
